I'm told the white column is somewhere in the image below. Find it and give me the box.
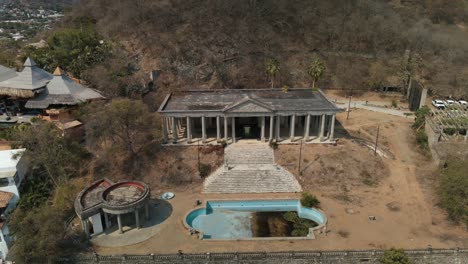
[135,209,140,229]
[290,115,296,141]
[186,116,192,143]
[269,115,274,141]
[216,116,221,142]
[261,116,265,142]
[167,118,172,134]
[117,214,123,234]
[304,114,311,141]
[171,117,177,143]
[329,114,336,141]
[231,117,236,143]
[162,117,168,143]
[275,116,281,141]
[320,114,326,141]
[201,116,206,143]
[224,116,228,141]
[82,219,90,239]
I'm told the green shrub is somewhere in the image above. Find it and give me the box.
[199,163,211,177]
[379,248,412,264]
[220,140,227,148]
[438,159,468,226]
[391,99,398,108]
[269,140,278,150]
[412,106,430,129]
[283,211,315,237]
[443,127,457,136]
[415,129,429,152]
[301,192,320,208]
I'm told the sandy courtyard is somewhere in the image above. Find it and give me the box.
[95,109,468,255]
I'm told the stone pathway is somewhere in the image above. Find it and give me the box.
[203,142,302,193]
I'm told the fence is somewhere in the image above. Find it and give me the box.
[32,248,468,264]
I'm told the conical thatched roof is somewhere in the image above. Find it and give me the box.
[0,57,53,98]
[25,67,105,109]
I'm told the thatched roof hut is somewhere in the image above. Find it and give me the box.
[25,67,105,109]
[0,57,53,98]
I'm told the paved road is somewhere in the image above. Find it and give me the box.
[336,100,412,118]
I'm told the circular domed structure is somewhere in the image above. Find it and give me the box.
[101,181,150,215]
[74,179,152,238]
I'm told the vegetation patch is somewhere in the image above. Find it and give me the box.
[300,192,320,208]
[437,159,468,227]
[378,248,412,264]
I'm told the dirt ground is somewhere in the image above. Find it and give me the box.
[95,109,467,255]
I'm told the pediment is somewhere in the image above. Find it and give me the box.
[223,97,272,113]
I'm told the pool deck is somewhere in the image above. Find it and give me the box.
[91,199,172,247]
[94,187,468,255]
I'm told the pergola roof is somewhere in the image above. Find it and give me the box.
[25,67,104,109]
[0,57,53,98]
[158,89,342,114]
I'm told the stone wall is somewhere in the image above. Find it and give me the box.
[42,249,468,264]
[426,120,468,166]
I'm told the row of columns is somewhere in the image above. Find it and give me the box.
[82,203,151,239]
[162,114,336,144]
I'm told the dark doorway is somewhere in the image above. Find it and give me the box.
[236,117,260,139]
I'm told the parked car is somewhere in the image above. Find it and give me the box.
[446,99,458,105]
[432,99,446,110]
[459,100,467,106]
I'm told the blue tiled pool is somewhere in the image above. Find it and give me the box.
[185,200,327,239]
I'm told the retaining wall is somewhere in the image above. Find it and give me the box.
[37,248,468,264]
[426,120,468,166]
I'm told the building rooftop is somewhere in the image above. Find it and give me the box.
[159,89,342,113]
[0,149,24,178]
[0,57,52,97]
[0,191,13,209]
[25,67,104,109]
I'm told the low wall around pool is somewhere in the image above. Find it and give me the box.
[184,199,327,240]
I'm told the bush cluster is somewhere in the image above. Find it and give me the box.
[300,192,320,208]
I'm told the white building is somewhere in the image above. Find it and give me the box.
[0,149,27,207]
[0,191,14,260]
[0,149,26,260]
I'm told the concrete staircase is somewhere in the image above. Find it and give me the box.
[203,143,302,193]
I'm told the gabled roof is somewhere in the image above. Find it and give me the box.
[223,96,273,113]
[159,89,343,114]
[0,57,53,92]
[25,67,105,109]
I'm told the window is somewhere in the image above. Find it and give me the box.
[0,178,9,187]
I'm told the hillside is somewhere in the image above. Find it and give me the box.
[62,0,468,98]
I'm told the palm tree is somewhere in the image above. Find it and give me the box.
[266,58,280,88]
[307,57,326,89]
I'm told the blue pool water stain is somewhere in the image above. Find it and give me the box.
[192,210,252,238]
[187,200,326,239]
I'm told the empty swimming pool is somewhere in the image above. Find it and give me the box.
[184,200,327,239]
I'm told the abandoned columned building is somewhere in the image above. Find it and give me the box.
[158,89,343,144]
[74,179,151,238]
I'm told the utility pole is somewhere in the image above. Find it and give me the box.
[374,125,380,155]
[346,95,352,120]
[298,139,303,175]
